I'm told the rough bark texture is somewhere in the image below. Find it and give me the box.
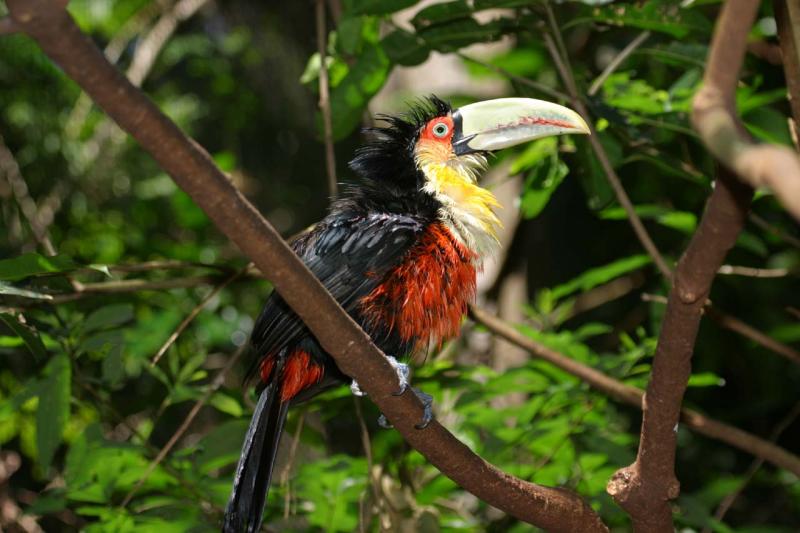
[607,170,752,531]
[5,1,608,530]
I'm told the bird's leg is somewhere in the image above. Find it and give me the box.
[350,356,434,429]
[349,355,408,397]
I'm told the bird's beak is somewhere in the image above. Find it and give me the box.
[451,97,590,155]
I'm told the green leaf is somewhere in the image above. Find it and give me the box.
[37,353,71,469]
[570,0,711,38]
[0,281,54,300]
[417,17,509,52]
[411,0,472,29]
[83,304,135,333]
[209,392,243,417]
[551,255,652,301]
[344,0,416,16]
[519,142,570,219]
[326,44,391,140]
[599,204,698,234]
[381,30,429,66]
[574,133,620,211]
[0,313,47,361]
[687,372,725,388]
[0,253,77,281]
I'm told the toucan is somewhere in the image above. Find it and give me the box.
[223,96,589,532]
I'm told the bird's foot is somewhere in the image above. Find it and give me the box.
[349,355,409,398]
[378,387,434,430]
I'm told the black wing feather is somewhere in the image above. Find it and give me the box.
[248,211,425,380]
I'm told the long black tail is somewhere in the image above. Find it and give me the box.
[223,380,289,532]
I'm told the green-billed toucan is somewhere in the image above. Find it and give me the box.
[223,96,589,532]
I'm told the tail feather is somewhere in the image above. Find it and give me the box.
[223,381,289,533]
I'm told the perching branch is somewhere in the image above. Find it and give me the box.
[5,1,607,530]
[469,306,800,478]
[606,168,752,532]
[692,0,800,221]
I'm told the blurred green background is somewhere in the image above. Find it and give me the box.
[0,0,799,531]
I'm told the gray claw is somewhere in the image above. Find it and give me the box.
[377,387,435,430]
[413,388,434,429]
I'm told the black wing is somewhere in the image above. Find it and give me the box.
[248,210,426,376]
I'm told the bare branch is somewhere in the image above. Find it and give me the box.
[705,400,800,532]
[469,305,800,478]
[316,0,337,199]
[542,31,673,280]
[0,133,57,255]
[150,267,246,366]
[6,2,607,529]
[692,0,800,221]
[588,31,651,97]
[706,307,800,367]
[716,265,791,278]
[607,168,752,532]
[120,344,246,508]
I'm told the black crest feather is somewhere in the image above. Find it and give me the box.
[348,95,452,190]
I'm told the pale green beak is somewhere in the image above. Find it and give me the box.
[451,97,590,154]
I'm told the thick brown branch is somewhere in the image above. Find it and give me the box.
[774,0,800,136]
[692,0,800,221]
[470,306,800,478]
[607,169,752,532]
[6,1,606,530]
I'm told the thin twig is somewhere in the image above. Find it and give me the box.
[0,133,57,255]
[643,294,800,368]
[706,400,800,531]
[469,305,800,477]
[120,344,246,508]
[150,267,247,366]
[542,30,673,280]
[749,212,800,249]
[589,31,651,96]
[353,397,381,510]
[316,0,337,199]
[280,411,306,519]
[717,265,791,277]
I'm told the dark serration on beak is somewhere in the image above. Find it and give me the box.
[451,97,590,155]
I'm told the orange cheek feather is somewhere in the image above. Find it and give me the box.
[360,223,477,349]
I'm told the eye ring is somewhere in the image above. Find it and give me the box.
[432,122,450,138]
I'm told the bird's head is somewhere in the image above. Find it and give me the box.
[349,95,589,255]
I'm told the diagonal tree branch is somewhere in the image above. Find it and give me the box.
[692,0,800,221]
[5,1,607,530]
[606,167,752,532]
[469,306,800,478]
[542,30,673,281]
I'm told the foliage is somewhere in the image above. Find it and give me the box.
[0,0,798,532]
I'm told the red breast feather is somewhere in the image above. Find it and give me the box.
[359,223,477,350]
